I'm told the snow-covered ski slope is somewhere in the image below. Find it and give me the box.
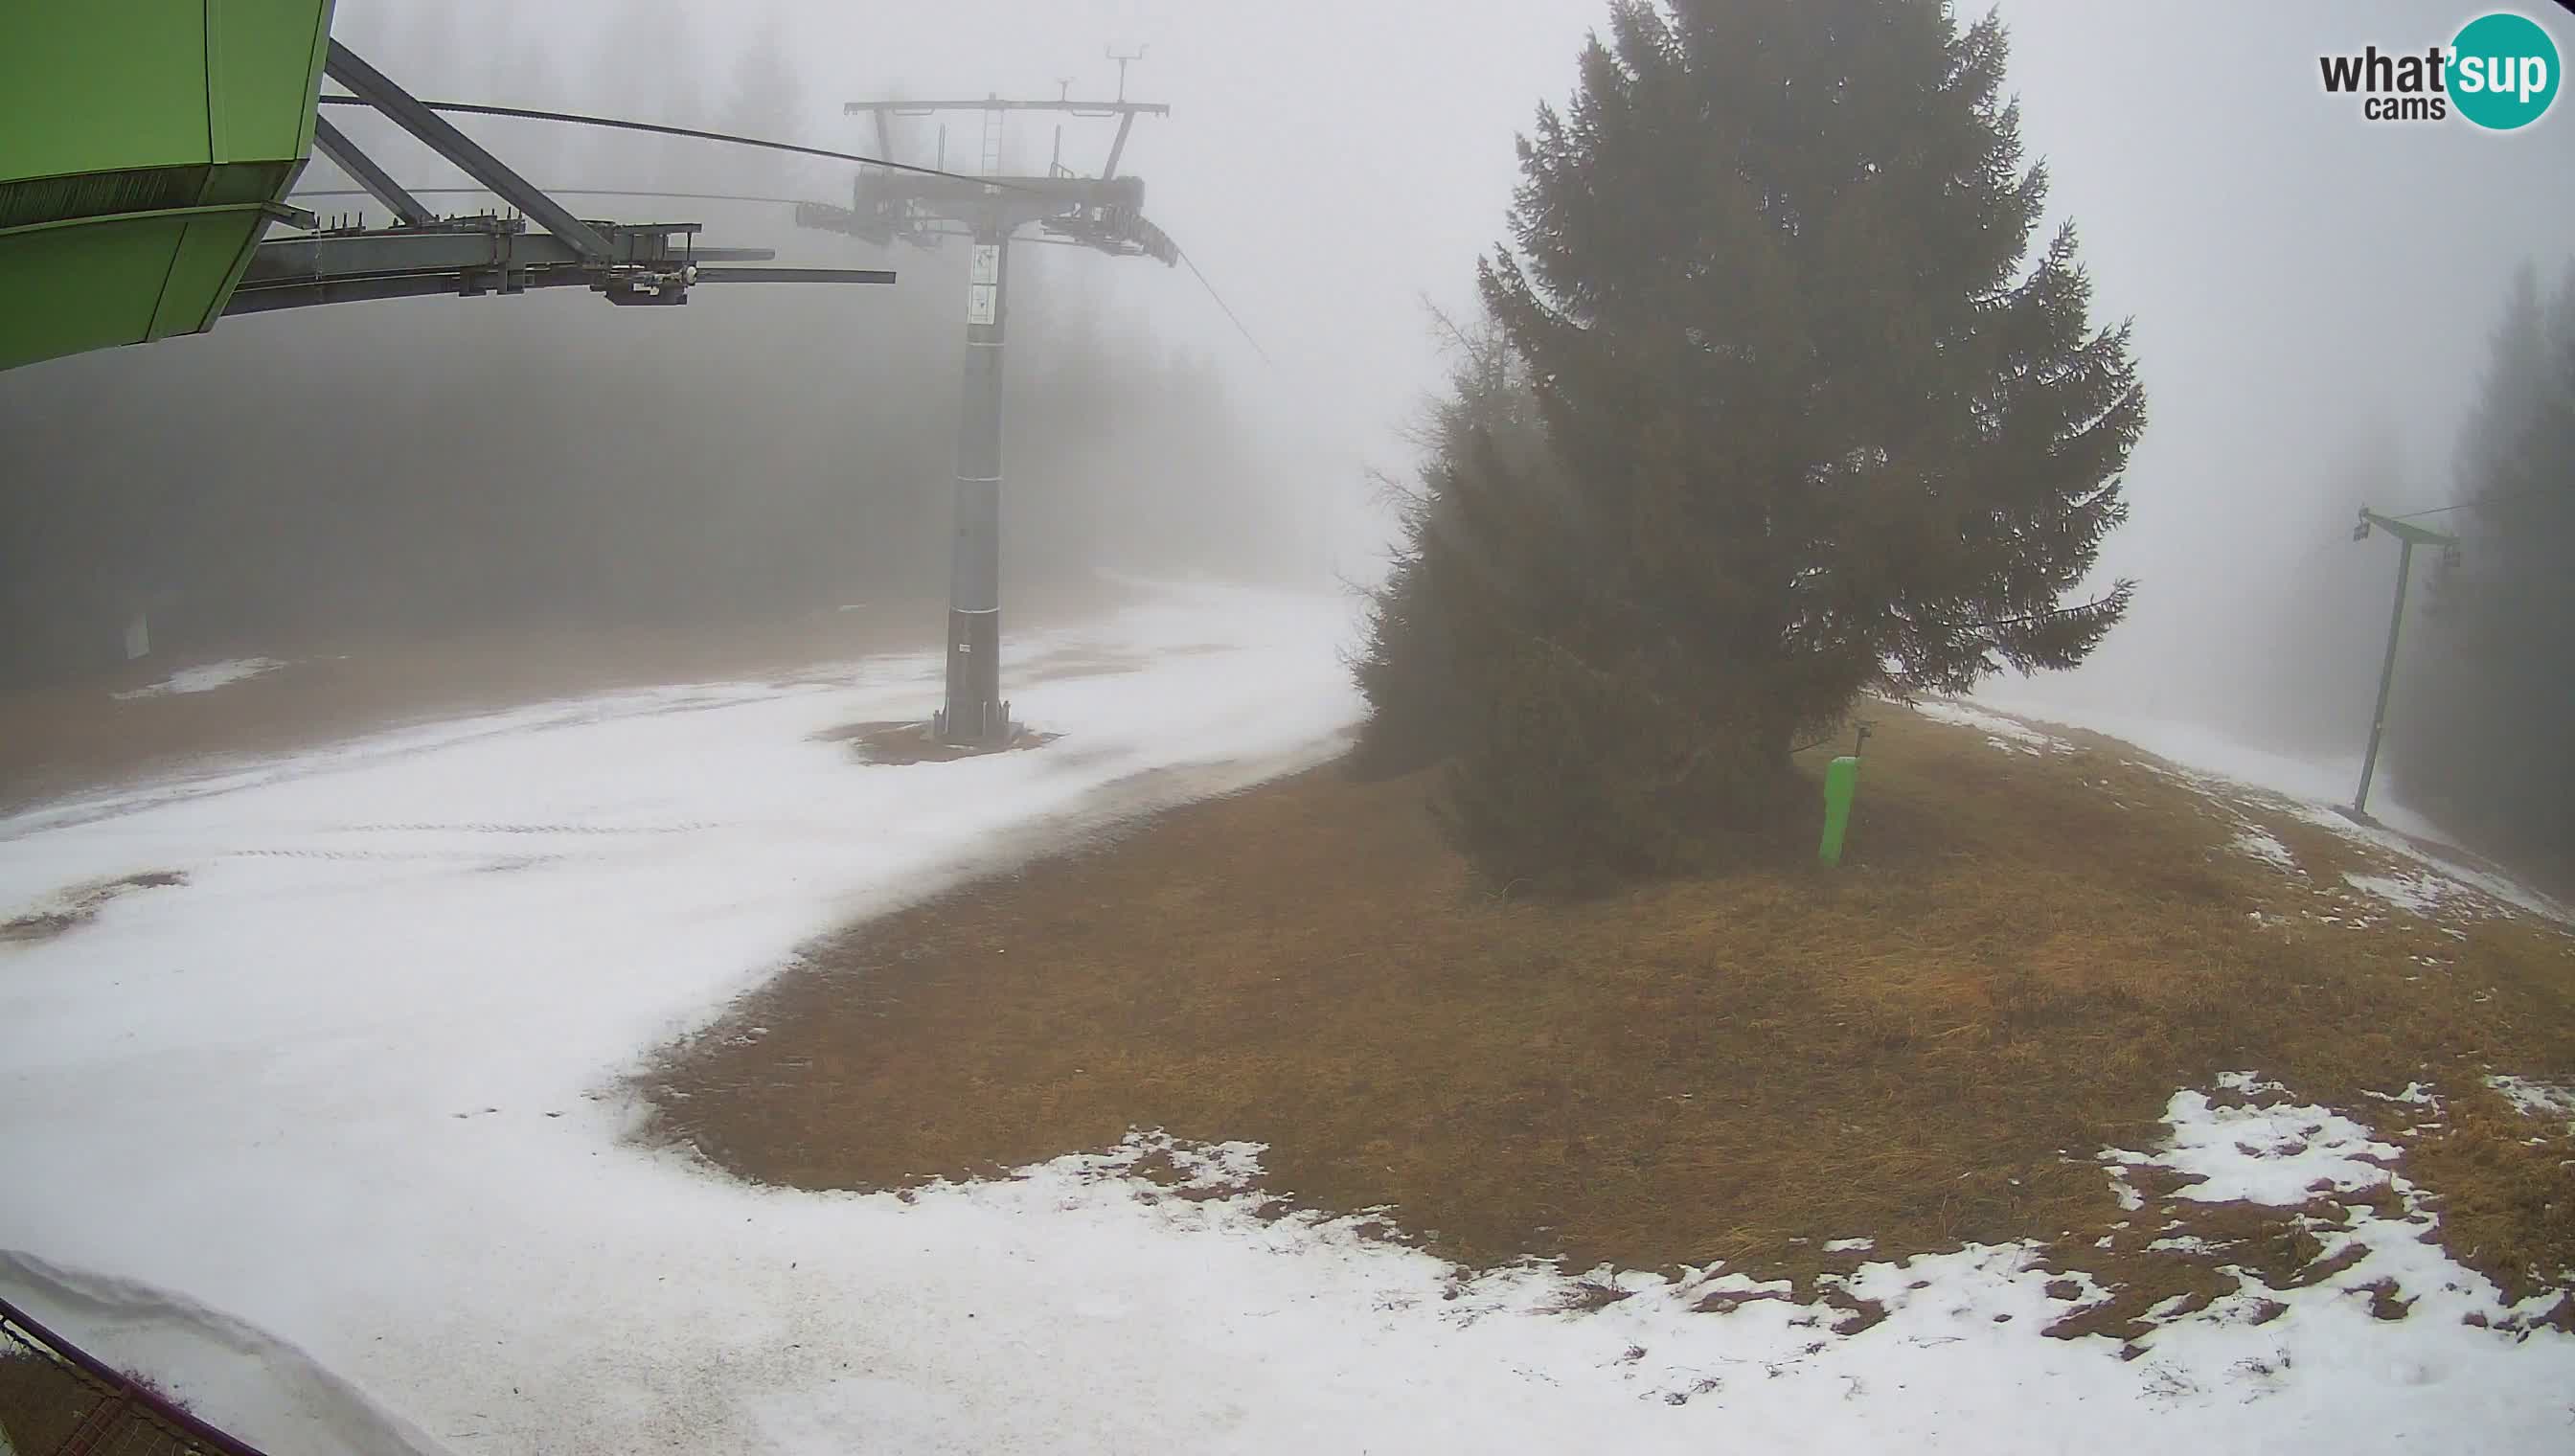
[3,584,2567,1454]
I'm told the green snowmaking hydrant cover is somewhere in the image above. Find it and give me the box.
[1818,755,1860,867]
[0,1,338,373]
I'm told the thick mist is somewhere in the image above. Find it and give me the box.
[0,0,1348,682]
[1975,4,2574,771]
[5,0,2571,840]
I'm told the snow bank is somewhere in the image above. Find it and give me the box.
[1908,697,2070,754]
[109,657,285,700]
[0,1251,448,1456]
[1968,694,2449,838]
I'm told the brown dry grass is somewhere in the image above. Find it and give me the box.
[648,706,2575,1317]
[0,1346,102,1456]
[0,1347,218,1456]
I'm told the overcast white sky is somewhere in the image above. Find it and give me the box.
[319,0,2575,724]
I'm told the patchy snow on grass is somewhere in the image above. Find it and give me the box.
[4,589,2571,1454]
[1907,697,2071,754]
[2486,1076,2575,1135]
[2292,805,2575,924]
[2094,1074,2566,1334]
[1967,692,2568,928]
[109,657,285,700]
[2343,868,2465,921]
[2106,1073,2397,1208]
[2230,827,2300,875]
[1971,695,2412,821]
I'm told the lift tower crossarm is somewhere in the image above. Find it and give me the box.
[309,115,438,228]
[2357,509,2459,550]
[842,99,1168,181]
[323,41,615,260]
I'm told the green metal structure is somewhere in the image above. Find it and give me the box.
[0,4,897,375]
[0,2,337,372]
[1818,755,1860,867]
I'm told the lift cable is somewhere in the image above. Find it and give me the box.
[304,99,1270,361]
[1174,246,1273,366]
[312,94,1029,193]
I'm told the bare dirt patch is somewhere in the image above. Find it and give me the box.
[646,706,2575,1319]
[0,580,1135,814]
[2,872,187,944]
[813,720,1063,764]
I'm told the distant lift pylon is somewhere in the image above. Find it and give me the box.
[799,64,1179,745]
[2347,507,2462,822]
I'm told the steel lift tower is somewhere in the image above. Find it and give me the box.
[798,59,1179,745]
[2346,507,2462,823]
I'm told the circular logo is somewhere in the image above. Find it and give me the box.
[2450,11,2561,129]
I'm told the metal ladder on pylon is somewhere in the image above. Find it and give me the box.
[976,104,1005,177]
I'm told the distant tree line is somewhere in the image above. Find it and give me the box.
[2386,262,2575,864]
[0,9,1310,687]
[0,261,1304,685]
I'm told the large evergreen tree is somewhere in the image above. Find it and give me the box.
[1356,0,2145,889]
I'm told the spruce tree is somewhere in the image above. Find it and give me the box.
[1357,0,2146,888]
[2389,263,2575,857]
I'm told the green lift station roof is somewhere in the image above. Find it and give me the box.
[0,1,338,372]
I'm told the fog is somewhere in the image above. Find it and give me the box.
[1992,2,2571,756]
[7,1,2571,785]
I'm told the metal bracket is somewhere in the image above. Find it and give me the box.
[322,41,614,259]
[309,114,437,228]
[238,53,901,321]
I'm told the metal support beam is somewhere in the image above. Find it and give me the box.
[1102,110,1136,180]
[938,221,1012,745]
[245,219,763,276]
[322,41,615,260]
[228,216,889,317]
[224,266,593,315]
[695,266,896,285]
[828,86,1176,743]
[2349,508,2460,820]
[309,114,437,228]
[2355,535,2413,821]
